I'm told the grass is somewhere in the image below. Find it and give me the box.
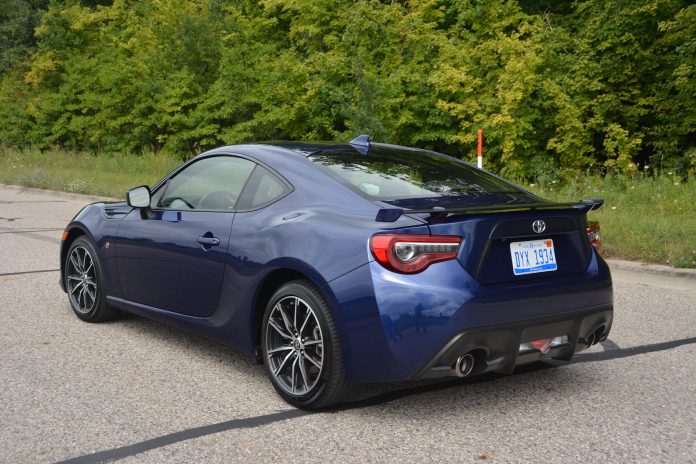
[526,174,696,268]
[1,147,695,268]
[0,147,181,198]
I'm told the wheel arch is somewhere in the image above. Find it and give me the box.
[59,224,92,292]
[251,265,340,359]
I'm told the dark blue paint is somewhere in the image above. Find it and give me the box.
[116,209,234,317]
[60,142,613,383]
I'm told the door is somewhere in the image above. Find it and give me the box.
[115,155,256,317]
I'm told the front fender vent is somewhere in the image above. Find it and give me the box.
[103,206,130,218]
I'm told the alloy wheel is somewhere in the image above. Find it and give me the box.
[66,246,98,314]
[264,296,324,395]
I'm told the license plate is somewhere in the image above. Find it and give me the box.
[510,239,557,275]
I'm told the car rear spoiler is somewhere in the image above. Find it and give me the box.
[375,198,604,222]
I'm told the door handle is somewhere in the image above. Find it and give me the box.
[197,235,220,246]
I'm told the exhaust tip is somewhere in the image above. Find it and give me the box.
[593,324,607,343]
[581,324,607,347]
[585,332,596,347]
[455,353,475,377]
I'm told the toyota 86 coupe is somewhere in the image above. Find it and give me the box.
[60,136,613,408]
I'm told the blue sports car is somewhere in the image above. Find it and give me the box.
[60,136,612,408]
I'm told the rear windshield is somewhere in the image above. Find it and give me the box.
[309,146,534,207]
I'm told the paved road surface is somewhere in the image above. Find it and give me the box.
[1,185,695,463]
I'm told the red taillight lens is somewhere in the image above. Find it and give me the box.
[370,234,462,274]
[586,221,602,252]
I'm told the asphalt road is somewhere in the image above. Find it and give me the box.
[1,185,695,463]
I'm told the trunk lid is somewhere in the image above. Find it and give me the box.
[406,207,593,285]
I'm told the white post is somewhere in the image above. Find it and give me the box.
[477,128,483,169]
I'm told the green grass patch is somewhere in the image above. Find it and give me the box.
[526,175,696,268]
[1,147,694,268]
[0,147,180,198]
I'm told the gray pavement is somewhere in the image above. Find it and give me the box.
[1,185,695,463]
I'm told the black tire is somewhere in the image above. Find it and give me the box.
[64,236,117,322]
[261,279,350,409]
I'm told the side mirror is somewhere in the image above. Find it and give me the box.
[126,185,151,208]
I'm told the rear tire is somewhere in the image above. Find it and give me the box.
[64,236,117,322]
[261,280,349,409]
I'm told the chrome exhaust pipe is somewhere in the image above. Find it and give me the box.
[454,353,475,377]
[580,324,606,348]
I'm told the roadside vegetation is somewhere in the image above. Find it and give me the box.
[0,1,694,180]
[526,174,696,268]
[0,147,179,198]
[1,147,694,268]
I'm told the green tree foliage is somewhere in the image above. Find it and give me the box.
[0,0,49,73]
[0,0,694,178]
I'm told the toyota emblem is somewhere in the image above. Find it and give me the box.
[532,220,546,234]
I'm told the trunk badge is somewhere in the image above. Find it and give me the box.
[532,220,546,233]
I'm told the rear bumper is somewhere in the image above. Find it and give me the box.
[329,250,613,383]
[414,304,612,379]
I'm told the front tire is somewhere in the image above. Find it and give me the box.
[64,236,117,322]
[261,280,349,409]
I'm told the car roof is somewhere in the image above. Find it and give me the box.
[256,141,357,157]
[258,140,465,162]
[201,138,464,165]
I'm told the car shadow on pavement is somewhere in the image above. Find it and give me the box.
[110,311,265,377]
[55,335,696,464]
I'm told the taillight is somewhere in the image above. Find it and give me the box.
[370,234,462,273]
[586,221,601,252]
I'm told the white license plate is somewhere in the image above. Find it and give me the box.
[510,239,557,275]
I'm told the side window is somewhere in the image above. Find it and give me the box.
[238,166,291,210]
[159,156,255,211]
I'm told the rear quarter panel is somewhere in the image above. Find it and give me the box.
[215,185,429,355]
